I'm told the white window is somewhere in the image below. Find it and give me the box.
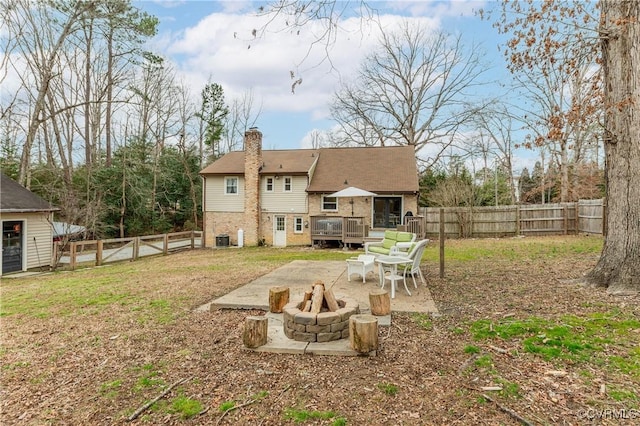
[266,177,274,192]
[283,176,292,192]
[322,196,338,211]
[294,217,303,233]
[225,177,238,194]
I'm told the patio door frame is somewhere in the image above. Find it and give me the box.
[373,196,403,228]
[273,215,287,247]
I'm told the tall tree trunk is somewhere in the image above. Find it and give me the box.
[105,26,114,167]
[84,22,93,168]
[587,0,640,294]
[540,150,546,204]
[505,156,516,204]
[48,91,72,185]
[179,134,200,229]
[42,126,55,166]
[560,141,569,202]
[198,117,204,168]
[120,145,127,239]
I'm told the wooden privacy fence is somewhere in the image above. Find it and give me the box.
[577,199,606,234]
[54,230,203,270]
[416,199,604,239]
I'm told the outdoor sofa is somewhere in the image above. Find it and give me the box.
[364,230,416,256]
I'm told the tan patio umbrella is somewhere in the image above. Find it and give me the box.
[328,186,377,216]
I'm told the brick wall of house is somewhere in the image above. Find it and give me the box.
[404,196,418,216]
[260,214,311,246]
[204,211,246,247]
[243,128,262,246]
[308,195,372,220]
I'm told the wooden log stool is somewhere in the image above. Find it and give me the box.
[269,286,290,313]
[243,316,268,348]
[349,314,378,354]
[369,289,391,316]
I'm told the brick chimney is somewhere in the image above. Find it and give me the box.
[243,127,262,246]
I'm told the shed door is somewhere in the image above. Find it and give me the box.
[273,215,287,247]
[2,221,23,274]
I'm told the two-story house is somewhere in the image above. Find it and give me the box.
[199,128,419,247]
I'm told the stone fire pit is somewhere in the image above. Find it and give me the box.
[282,296,360,343]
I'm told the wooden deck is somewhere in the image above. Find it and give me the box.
[310,215,426,246]
[310,216,369,246]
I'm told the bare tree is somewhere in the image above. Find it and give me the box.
[101,0,158,167]
[2,0,156,184]
[306,129,330,149]
[472,103,521,204]
[0,0,23,122]
[329,22,489,167]
[3,0,96,185]
[487,0,602,202]
[223,89,262,153]
[174,82,201,227]
[487,0,639,293]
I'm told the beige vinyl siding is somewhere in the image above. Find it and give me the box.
[26,213,53,269]
[1,212,53,271]
[204,176,244,212]
[261,175,308,213]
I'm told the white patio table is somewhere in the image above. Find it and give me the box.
[375,255,413,299]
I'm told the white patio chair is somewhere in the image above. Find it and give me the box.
[392,239,429,288]
[346,254,376,283]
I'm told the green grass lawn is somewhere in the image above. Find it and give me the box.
[1,235,604,320]
[5,234,638,426]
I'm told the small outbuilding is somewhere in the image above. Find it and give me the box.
[0,173,59,276]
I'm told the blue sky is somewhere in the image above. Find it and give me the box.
[136,1,528,169]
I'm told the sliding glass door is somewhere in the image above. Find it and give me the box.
[373,197,402,228]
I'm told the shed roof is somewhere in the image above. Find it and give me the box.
[0,173,59,213]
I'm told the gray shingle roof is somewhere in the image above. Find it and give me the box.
[0,173,58,212]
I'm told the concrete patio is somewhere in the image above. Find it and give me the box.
[198,260,438,356]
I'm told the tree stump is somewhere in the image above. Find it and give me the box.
[349,314,378,354]
[269,286,290,313]
[369,289,391,316]
[243,316,268,348]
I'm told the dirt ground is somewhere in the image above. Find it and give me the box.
[1,236,639,425]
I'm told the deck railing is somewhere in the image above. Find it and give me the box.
[399,216,425,239]
[310,216,369,245]
[343,217,369,244]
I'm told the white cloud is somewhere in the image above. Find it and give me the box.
[152,10,443,120]
[218,1,252,13]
